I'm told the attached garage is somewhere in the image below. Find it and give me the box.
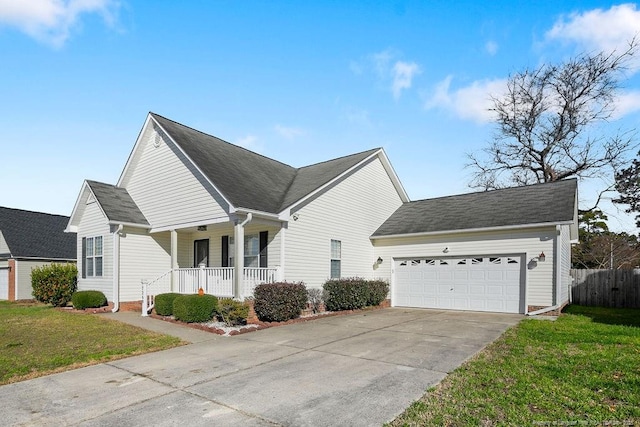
[394,255,524,313]
[372,179,579,315]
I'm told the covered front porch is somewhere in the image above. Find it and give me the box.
[139,212,286,315]
[141,265,282,315]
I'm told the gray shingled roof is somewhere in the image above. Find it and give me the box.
[151,113,380,213]
[86,181,149,226]
[372,179,577,237]
[0,206,76,259]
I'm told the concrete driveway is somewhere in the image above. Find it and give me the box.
[0,308,521,426]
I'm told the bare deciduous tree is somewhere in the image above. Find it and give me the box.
[468,39,639,195]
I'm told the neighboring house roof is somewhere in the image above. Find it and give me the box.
[85,181,150,226]
[150,113,383,213]
[372,179,578,237]
[0,206,76,259]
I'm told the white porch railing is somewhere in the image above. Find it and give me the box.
[141,266,282,316]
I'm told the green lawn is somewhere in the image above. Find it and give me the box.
[0,301,183,385]
[390,305,640,426]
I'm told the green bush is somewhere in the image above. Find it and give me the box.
[253,282,307,322]
[71,290,107,309]
[364,280,390,306]
[323,278,389,311]
[154,293,182,316]
[31,263,78,307]
[218,298,250,326]
[173,294,218,323]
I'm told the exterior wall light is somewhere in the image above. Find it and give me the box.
[538,252,546,262]
[197,225,207,231]
[376,257,383,265]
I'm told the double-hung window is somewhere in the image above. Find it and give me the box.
[330,239,341,279]
[223,231,267,268]
[84,236,103,277]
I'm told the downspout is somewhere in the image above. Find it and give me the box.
[527,225,562,316]
[111,224,123,313]
[234,213,253,299]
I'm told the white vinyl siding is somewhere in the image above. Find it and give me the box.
[0,231,9,255]
[285,156,404,288]
[77,198,112,299]
[119,228,171,302]
[17,260,75,300]
[373,226,558,307]
[559,224,572,304]
[121,124,231,229]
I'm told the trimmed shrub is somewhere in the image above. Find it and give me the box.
[154,293,182,316]
[253,282,307,322]
[364,280,390,306]
[31,263,78,307]
[218,298,249,326]
[307,288,324,314]
[323,278,389,311]
[173,294,218,323]
[71,290,107,309]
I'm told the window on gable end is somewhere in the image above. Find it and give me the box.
[330,240,341,279]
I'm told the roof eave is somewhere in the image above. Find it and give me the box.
[370,220,575,240]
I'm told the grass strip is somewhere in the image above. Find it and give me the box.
[0,301,183,384]
[390,305,640,426]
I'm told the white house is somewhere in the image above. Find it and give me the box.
[66,113,578,315]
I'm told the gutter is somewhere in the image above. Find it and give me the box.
[371,220,574,240]
[111,224,123,313]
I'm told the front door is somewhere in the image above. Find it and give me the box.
[194,239,210,267]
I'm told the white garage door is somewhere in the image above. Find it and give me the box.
[394,255,524,313]
[0,267,8,300]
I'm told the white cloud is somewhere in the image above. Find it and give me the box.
[485,40,498,56]
[274,124,305,140]
[361,50,421,99]
[0,0,119,47]
[546,4,640,55]
[613,90,640,118]
[391,61,420,99]
[425,76,507,124]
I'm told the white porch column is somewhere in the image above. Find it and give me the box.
[233,221,244,299]
[279,224,286,281]
[233,213,253,299]
[170,229,178,292]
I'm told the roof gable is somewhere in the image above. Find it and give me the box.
[150,114,297,213]
[86,181,149,226]
[373,179,578,237]
[147,113,403,214]
[0,206,76,259]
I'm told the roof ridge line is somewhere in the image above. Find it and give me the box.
[149,112,296,170]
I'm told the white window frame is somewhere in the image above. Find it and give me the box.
[228,234,260,268]
[85,236,103,277]
[330,239,341,279]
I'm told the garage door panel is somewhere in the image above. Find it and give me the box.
[395,255,523,314]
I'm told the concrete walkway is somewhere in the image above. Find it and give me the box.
[99,311,219,343]
[0,308,521,426]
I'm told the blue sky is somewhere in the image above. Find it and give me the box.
[1,1,639,232]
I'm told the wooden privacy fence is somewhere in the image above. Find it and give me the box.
[570,269,640,308]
